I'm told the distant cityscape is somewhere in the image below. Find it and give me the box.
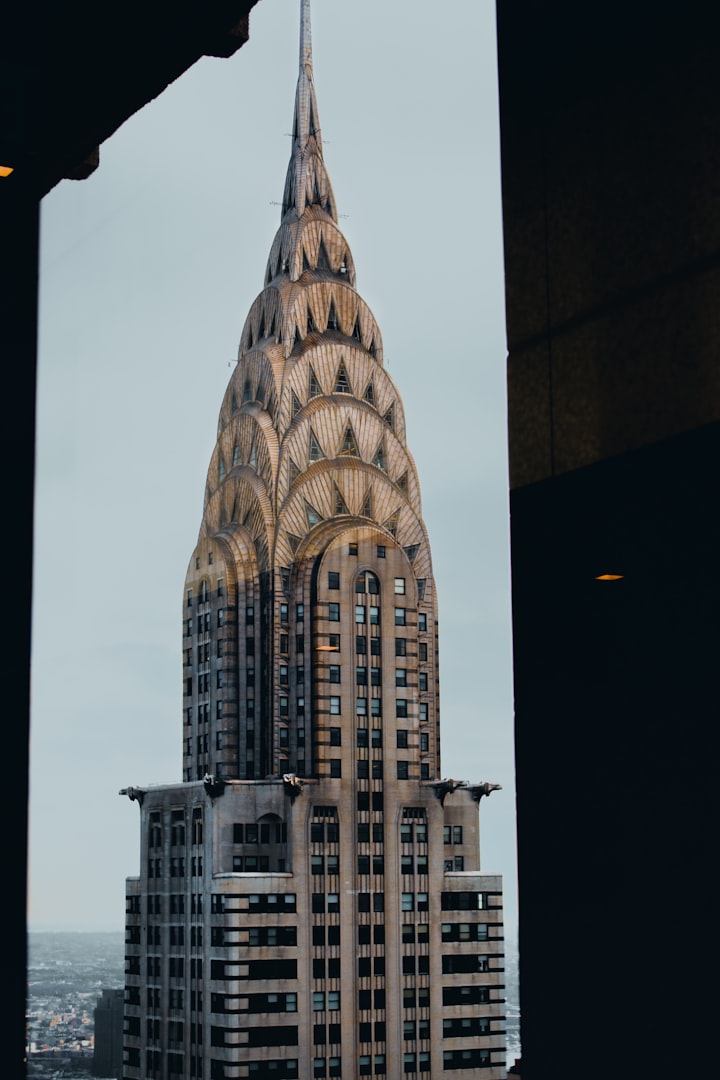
[27,931,520,1077]
[27,933,124,1079]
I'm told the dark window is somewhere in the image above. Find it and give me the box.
[328,572,340,590]
[328,603,340,622]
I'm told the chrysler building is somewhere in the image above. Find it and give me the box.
[123,3,506,1077]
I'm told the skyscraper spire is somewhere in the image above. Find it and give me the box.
[283,0,337,221]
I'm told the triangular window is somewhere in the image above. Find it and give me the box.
[231,392,238,414]
[309,366,321,397]
[361,488,373,519]
[302,249,311,272]
[334,484,350,516]
[369,337,377,359]
[276,250,284,277]
[383,510,399,536]
[318,237,331,271]
[309,430,325,462]
[383,404,395,430]
[372,439,386,471]
[338,423,359,457]
[295,324,303,347]
[218,457,226,482]
[249,442,258,469]
[307,305,317,333]
[417,579,426,601]
[334,359,351,394]
[364,378,375,406]
[288,458,300,485]
[403,544,420,563]
[233,444,242,467]
[291,391,302,419]
[327,299,340,332]
[287,533,302,554]
[397,471,409,496]
[243,505,253,529]
[352,315,362,342]
[340,252,349,276]
[258,311,266,340]
[305,501,323,528]
[242,378,252,403]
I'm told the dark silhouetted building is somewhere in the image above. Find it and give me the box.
[94,989,125,1079]
[497,2,719,1078]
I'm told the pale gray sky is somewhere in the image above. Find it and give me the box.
[30,0,514,932]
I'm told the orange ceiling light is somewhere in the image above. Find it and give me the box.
[0,166,14,178]
[315,644,340,651]
[595,573,624,581]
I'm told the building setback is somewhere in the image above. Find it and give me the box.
[122,3,506,1078]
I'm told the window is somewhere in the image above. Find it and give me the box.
[419,672,428,692]
[329,665,340,683]
[396,700,408,718]
[395,638,407,656]
[402,893,413,911]
[328,572,340,589]
[418,613,427,631]
[328,991,340,1012]
[357,728,368,747]
[329,728,341,746]
[355,605,366,624]
[395,669,407,687]
[397,761,409,779]
[395,608,406,626]
[356,697,368,715]
[329,697,340,715]
[397,729,408,749]
[377,546,385,558]
[356,635,367,654]
[297,603,304,621]
[369,606,379,625]
[356,666,368,685]
[371,761,383,779]
[419,702,428,721]
[329,760,342,778]
[349,543,358,555]
[357,760,369,779]
[328,603,340,621]
[394,577,406,594]
[313,992,325,1012]
[420,732,429,752]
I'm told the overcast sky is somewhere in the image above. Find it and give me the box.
[30,0,514,933]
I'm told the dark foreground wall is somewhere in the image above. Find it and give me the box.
[2,6,257,1078]
[497,2,719,1076]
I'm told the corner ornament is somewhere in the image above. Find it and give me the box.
[430,778,502,805]
[283,773,305,800]
[204,774,227,798]
[119,787,145,805]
